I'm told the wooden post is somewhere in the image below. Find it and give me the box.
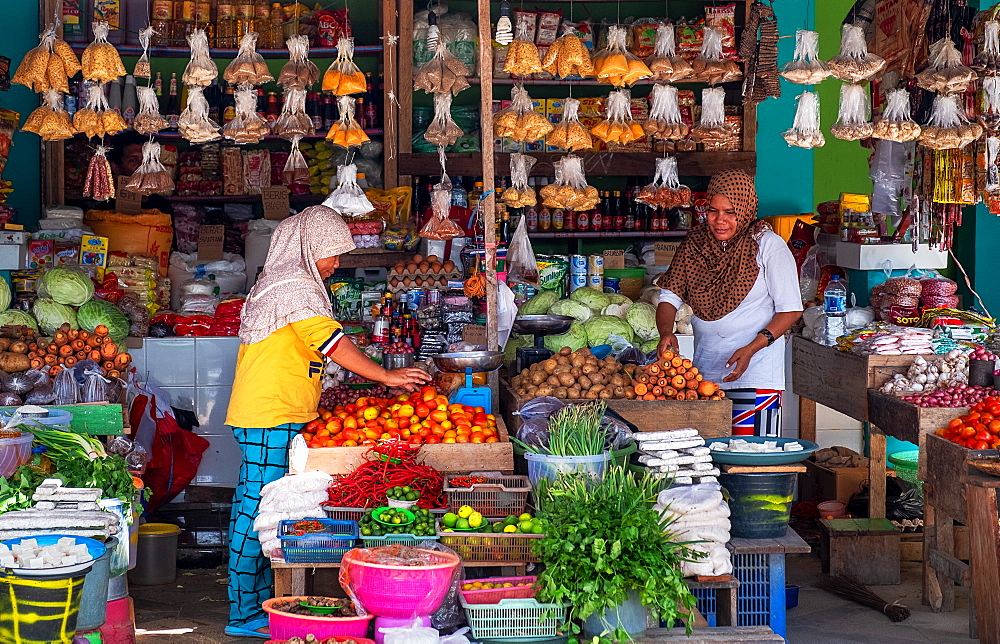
[42,0,64,208]
[798,396,816,443]
[381,0,398,189]
[477,0,497,353]
[966,485,1000,642]
[397,0,414,190]
[867,423,886,519]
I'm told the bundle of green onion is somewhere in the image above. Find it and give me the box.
[516,401,607,457]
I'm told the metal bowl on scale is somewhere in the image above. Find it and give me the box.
[511,315,575,336]
[431,351,505,374]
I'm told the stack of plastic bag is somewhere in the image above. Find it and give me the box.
[655,482,732,577]
[253,471,333,557]
[634,428,720,485]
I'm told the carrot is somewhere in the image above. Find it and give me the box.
[675,392,686,400]
[100,342,118,358]
[47,344,59,355]
[688,366,699,375]
[76,351,87,360]
[648,364,660,375]
[27,343,37,352]
[667,368,677,377]
[665,387,677,397]
[43,354,57,366]
[642,393,656,400]
[48,365,62,377]
[661,359,672,370]
[71,339,85,351]
[661,350,674,361]
[79,330,90,341]
[637,374,650,384]
[53,332,68,345]
[683,371,696,381]
[95,325,109,337]
[58,344,73,357]
[68,329,79,340]
[671,375,686,389]
[634,383,648,396]
[652,386,663,396]
[108,369,121,379]
[671,357,683,368]
[64,356,77,367]
[681,359,693,369]
[685,379,698,390]
[88,350,102,362]
[698,381,719,397]
[114,353,131,368]
[29,358,42,369]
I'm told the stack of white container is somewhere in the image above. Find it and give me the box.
[634,428,721,485]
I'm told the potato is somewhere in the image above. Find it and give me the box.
[546,375,561,386]
[536,385,555,397]
[557,372,576,387]
[590,384,605,394]
[525,385,537,397]
[541,359,558,374]
[570,367,582,377]
[553,364,571,374]
[0,352,30,372]
[613,386,625,398]
[570,355,585,368]
[554,387,568,398]
[625,387,637,399]
[578,375,592,390]
[0,339,12,352]
[585,390,599,399]
[599,389,613,399]
[582,364,598,375]
[567,386,582,399]
[578,348,593,357]
[589,372,605,386]
[624,363,637,376]
[559,346,572,356]
[8,341,28,354]
[611,374,624,387]
[556,354,570,364]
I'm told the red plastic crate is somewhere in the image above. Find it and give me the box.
[459,576,538,605]
[444,471,531,517]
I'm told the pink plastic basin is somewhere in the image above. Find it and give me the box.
[262,597,374,640]
[341,548,460,618]
[0,433,33,478]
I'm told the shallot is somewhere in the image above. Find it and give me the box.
[900,384,999,408]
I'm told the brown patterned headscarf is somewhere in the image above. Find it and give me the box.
[658,169,769,321]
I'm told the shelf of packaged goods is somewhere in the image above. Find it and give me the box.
[151,129,383,141]
[528,230,688,238]
[67,43,383,58]
[167,193,325,203]
[398,151,754,178]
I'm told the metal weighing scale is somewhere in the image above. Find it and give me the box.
[431,351,505,413]
[511,315,576,373]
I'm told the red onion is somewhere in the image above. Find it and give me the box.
[898,384,999,408]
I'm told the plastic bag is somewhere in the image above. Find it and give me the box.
[379,620,439,644]
[22,89,76,141]
[646,23,693,82]
[636,156,692,208]
[82,367,110,403]
[83,146,115,201]
[322,37,367,95]
[546,97,592,151]
[324,164,374,215]
[692,26,741,84]
[780,30,830,84]
[493,85,553,143]
[643,83,689,140]
[133,26,152,78]
[590,88,644,144]
[272,87,314,140]
[424,93,464,147]
[827,24,886,82]
[133,86,168,135]
[831,83,872,141]
[504,22,544,76]
[223,85,269,143]
[182,28,217,86]
[414,37,470,95]
[872,88,921,142]
[516,395,567,420]
[280,135,309,187]
[505,215,539,285]
[325,95,370,148]
[178,85,221,143]
[73,82,125,138]
[81,21,126,83]
[277,35,319,90]
[916,37,976,94]
[501,153,537,207]
[847,477,922,521]
[919,94,982,150]
[782,91,824,149]
[592,25,651,86]
[420,179,464,240]
[691,87,732,144]
[13,29,55,91]
[974,21,1000,75]
[439,627,472,644]
[988,137,1000,193]
[54,367,79,405]
[540,155,599,211]
[223,32,273,85]
[542,22,595,78]
[125,141,175,196]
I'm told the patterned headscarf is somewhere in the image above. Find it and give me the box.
[238,205,356,345]
[659,169,769,321]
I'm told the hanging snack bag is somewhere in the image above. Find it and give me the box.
[501,152,538,207]
[178,85,221,144]
[282,135,310,187]
[691,27,741,84]
[223,32,274,86]
[916,37,977,94]
[326,95,369,148]
[322,37,367,96]
[424,93,465,147]
[871,88,921,142]
[830,83,873,141]
[542,23,595,79]
[494,84,554,142]
[27,89,77,141]
[134,86,169,135]
[420,179,464,240]
[981,77,1000,133]
[272,87,314,140]
[223,86,269,144]
[643,83,689,140]
[134,26,153,79]
[974,21,1000,76]
[590,89,645,145]
[646,23,693,82]
[83,146,115,201]
[325,164,375,215]
[126,141,175,196]
[414,37,471,96]
[13,30,55,91]
[780,30,829,84]
[182,29,217,86]
[73,82,126,138]
[81,21,127,83]
[781,91,825,148]
[546,97,592,151]
[691,86,733,145]
[278,35,320,90]
[540,155,599,211]
[593,25,652,86]
[637,156,692,208]
[827,24,885,82]
[504,22,544,76]
[919,94,983,150]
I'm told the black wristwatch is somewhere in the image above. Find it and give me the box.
[758,328,776,346]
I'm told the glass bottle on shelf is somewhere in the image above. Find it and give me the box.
[265,91,280,127]
[151,0,173,46]
[266,3,285,49]
[62,0,88,42]
[355,97,367,129]
[525,203,538,233]
[222,84,236,123]
[467,181,484,214]
[173,0,195,43]
[254,0,271,40]
[538,205,551,233]
[153,72,163,98]
[165,72,181,129]
[216,2,237,48]
[590,195,603,232]
[322,93,337,129]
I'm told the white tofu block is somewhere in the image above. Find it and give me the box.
[682,446,711,457]
[783,442,804,452]
[634,429,699,441]
[21,539,37,550]
[27,557,43,569]
[640,439,704,451]
[695,476,718,483]
[709,442,726,451]
[640,449,679,460]
[673,477,693,485]
[690,461,716,471]
[763,441,778,451]
[57,537,75,548]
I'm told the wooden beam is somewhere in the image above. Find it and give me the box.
[798,396,816,443]
[381,0,398,189]
[867,424,886,519]
[397,0,414,191]
[477,0,497,353]
[966,485,1000,642]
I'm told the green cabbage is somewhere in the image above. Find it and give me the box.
[626,301,659,341]
[77,299,130,342]
[606,293,631,306]
[584,315,634,347]
[602,302,631,317]
[570,286,610,312]
[548,299,592,323]
[543,320,588,353]
[32,298,78,335]
[36,267,95,306]
[504,334,533,361]
[640,338,659,353]
[0,309,38,333]
[0,278,10,312]
[520,290,560,315]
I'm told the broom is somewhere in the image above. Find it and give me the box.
[814,575,912,622]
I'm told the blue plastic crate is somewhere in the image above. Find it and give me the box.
[278,518,358,563]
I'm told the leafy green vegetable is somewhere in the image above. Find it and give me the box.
[520,290,561,315]
[0,276,11,312]
[32,298,78,335]
[548,299,593,323]
[543,320,588,353]
[514,400,606,456]
[0,309,39,333]
[36,267,95,306]
[583,315,634,347]
[570,286,611,312]
[0,465,47,513]
[77,299,130,342]
[626,301,659,342]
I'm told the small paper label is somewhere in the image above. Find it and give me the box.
[198,225,225,262]
[462,324,487,346]
[654,241,681,266]
[603,248,625,270]
[116,175,143,215]
[261,186,291,220]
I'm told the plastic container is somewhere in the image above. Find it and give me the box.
[99,596,135,644]
[888,450,922,494]
[0,408,73,427]
[817,500,847,519]
[341,548,460,619]
[524,452,610,488]
[77,536,116,631]
[0,571,86,643]
[386,497,418,510]
[129,523,180,585]
[278,519,358,564]
[0,432,33,478]
[98,498,131,576]
[582,589,647,639]
[970,359,996,387]
[107,572,128,602]
[602,268,646,300]
[763,214,815,241]
[610,442,637,468]
[459,595,566,641]
[436,525,543,563]
[785,585,800,609]
[444,471,531,517]
[359,534,439,548]
[323,506,368,523]
[262,597,374,640]
[719,473,797,539]
[459,576,537,605]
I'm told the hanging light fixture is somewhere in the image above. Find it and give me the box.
[495,1,513,45]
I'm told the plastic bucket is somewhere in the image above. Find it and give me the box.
[77,537,116,631]
[128,523,180,585]
[525,452,610,488]
[0,432,33,478]
[0,571,86,644]
[817,500,847,519]
[610,442,637,468]
[719,472,797,539]
[263,597,374,640]
[98,596,134,644]
[602,268,646,300]
[98,500,130,577]
[582,590,647,639]
[107,573,128,602]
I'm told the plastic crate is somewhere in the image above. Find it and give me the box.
[888,450,922,495]
[321,505,368,523]
[278,518,358,563]
[359,533,440,547]
[459,576,537,605]
[444,471,532,517]
[437,524,543,563]
[459,595,565,640]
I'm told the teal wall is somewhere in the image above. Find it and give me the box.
[3,2,41,227]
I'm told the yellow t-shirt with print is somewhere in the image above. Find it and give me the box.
[226,316,344,428]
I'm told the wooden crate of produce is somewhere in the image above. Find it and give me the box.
[500,379,731,439]
[867,391,965,445]
[289,418,515,475]
[792,335,926,421]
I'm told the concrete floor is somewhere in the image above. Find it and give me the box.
[131,555,976,643]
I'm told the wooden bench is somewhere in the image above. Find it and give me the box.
[685,576,739,627]
[819,518,900,585]
[634,625,783,642]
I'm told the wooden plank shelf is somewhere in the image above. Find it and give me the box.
[67,43,383,58]
[337,249,414,269]
[530,230,688,238]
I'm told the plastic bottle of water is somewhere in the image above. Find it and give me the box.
[824,275,848,345]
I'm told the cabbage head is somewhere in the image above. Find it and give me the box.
[520,290,560,315]
[32,298,78,335]
[584,315,634,347]
[548,299,592,323]
[504,334,533,362]
[606,293,631,306]
[626,301,659,341]
[570,286,610,312]
[602,301,631,317]
[543,320,588,353]
[0,278,10,312]
[0,309,38,333]
[640,338,659,353]
[77,299,130,342]
[36,267,94,306]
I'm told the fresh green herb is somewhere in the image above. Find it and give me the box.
[533,466,701,643]
[514,401,607,457]
[0,465,47,513]
[26,426,107,460]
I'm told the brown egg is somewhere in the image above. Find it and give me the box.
[426,255,439,263]
[405,262,418,274]
[402,277,412,286]
[412,254,424,263]
[418,262,430,273]
[430,261,442,272]
[390,277,400,287]
[393,262,405,273]
[443,260,455,272]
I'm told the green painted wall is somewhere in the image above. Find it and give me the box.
[3,2,41,227]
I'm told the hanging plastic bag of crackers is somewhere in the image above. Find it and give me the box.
[593,25,651,86]
[542,22,595,79]
[223,32,274,85]
[326,95,370,148]
[282,136,310,187]
[916,37,977,94]
[126,141,175,196]
[643,84,689,140]
[183,28,218,86]
[691,27,741,84]
[504,21,544,77]
[278,35,320,90]
[919,94,982,150]
[273,87,315,140]
[82,21,127,83]
[322,37,367,95]
[134,86,169,135]
[325,163,375,215]
[546,97,592,151]
[178,85,221,143]
[493,84,553,143]
[872,88,921,142]
[540,155,599,211]
[501,153,538,207]
[830,83,873,141]
[83,146,115,201]
[23,89,76,141]
[691,87,733,145]
[223,86,269,143]
[637,156,692,209]
[782,91,825,149]
[645,23,693,82]
[420,176,464,240]
[590,89,644,145]
[134,26,153,79]
[424,93,464,147]
[74,81,126,138]
[827,24,885,83]
[414,37,471,95]
[780,30,829,85]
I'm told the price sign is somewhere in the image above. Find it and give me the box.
[603,248,625,270]
[462,324,488,346]
[261,186,291,220]
[116,175,143,215]
[198,225,225,262]
[654,241,681,266]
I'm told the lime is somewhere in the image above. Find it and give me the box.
[402,486,412,493]
[504,515,518,526]
[442,513,458,528]
[456,517,471,530]
[530,519,544,534]
[406,492,420,501]
[518,521,533,533]
[480,523,493,533]
[519,513,532,522]
[458,505,474,519]
[468,512,484,528]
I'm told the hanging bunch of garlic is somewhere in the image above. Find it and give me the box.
[878,351,969,395]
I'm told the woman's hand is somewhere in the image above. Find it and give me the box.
[657,333,679,357]
[723,342,761,382]
[381,367,433,391]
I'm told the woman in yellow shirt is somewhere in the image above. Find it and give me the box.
[224,206,429,637]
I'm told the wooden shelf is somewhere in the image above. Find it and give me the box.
[167,193,325,203]
[530,230,688,238]
[398,151,755,178]
[67,43,383,58]
[152,129,383,141]
[338,248,415,269]
[470,77,741,87]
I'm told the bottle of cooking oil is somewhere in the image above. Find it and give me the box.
[216,1,237,47]
[151,0,173,46]
[235,0,256,38]
[264,3,285,48]
[254,0,271,39]
[194,0,214,40]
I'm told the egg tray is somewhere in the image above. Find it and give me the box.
[387,270,464,291]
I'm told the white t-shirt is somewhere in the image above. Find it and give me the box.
[659,231,803,391]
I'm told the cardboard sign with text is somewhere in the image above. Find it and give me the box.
[654,241,681,266]
[462,324,487,346]
[261,186,291,220]
[116,176,143,215]
[198,225,226,262]
[603,248,625,270]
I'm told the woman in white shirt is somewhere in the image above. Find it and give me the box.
[656,169,802,436]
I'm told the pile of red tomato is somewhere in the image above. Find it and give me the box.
[301,386,501,448]
[935,396,1000,450]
